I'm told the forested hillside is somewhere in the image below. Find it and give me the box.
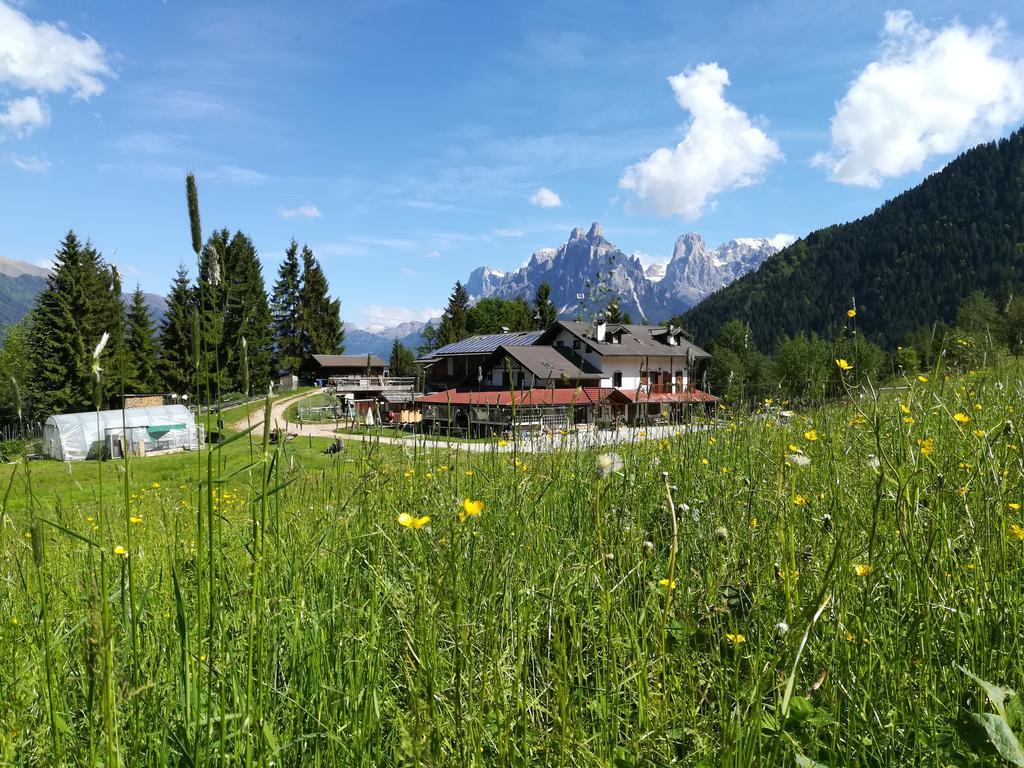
[683,128,1024,349]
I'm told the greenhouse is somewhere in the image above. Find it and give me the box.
[42,404,201,462]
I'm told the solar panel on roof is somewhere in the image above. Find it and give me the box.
[429,330,542,357]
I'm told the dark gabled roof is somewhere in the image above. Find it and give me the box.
[417,330,543,363]
[544,320,710,360]
[490,344,602,382]
[312,354,387,368]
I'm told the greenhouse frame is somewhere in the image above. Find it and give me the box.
[42,404,201,462]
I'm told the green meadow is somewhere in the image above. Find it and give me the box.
[2,363,1024,766]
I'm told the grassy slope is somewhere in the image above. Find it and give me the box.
[2,361,1024,765]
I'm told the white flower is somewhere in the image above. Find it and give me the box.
[867,454,880,470]
[775,621,790,639]
[594,452,623,478]
[786,453,811,468]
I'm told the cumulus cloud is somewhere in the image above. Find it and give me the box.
[0,2,112,137]
[361,305,443,332]
[279,203,322,220]
[0,95,48,136]
[813,11,1024,187]
[529,187,562,207]
[769,232,797,250]
[619,63,782,220]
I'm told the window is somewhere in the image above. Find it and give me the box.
[613,371,623,387]
[573,340,581,351]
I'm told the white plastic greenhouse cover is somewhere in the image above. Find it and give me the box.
[43,404,199,461]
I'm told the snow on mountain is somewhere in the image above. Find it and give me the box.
[463,224,778,321]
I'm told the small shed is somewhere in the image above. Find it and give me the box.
[43,404,200,461]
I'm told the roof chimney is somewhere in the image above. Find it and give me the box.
[595,314,607,343]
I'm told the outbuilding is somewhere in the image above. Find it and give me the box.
[42,404,201,461]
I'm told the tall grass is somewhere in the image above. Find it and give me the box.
[2,356,1024,764]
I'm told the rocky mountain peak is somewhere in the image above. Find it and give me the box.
[671,233,708,261]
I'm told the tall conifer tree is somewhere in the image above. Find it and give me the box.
[125,286,162,392]
[436,280,470,347]
[222,231,272,392]
[271,240,303,375]
[298,246,344,377]
[159,265,196,397]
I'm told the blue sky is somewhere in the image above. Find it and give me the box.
[2,0,1024,329]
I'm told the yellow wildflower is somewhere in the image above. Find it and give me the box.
[847,309,856,318]
[465,470,474,477]
[899,403,910,414]
[804,429,818,441]
[953,412,971,424]
[113,545,128,558]
[151,482,160,489]
[971,429,986,439]
[917,375,928,383]
[129,516,143,524]
[853,564,873,577]
[725,633,746,645]
[918,438,934,455]
[793,494,809,507]
[903,416,914,425]
[497,439,507,447]
[835,358,853,371]
[1009,503,1021,511]
[658,578,676,590]
[460,498,484,523]
[1008,523,1024,541]
[750,517,758,529]
[397,513,430,529]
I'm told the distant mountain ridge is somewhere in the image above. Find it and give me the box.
[683,128,1024,349]
[465,223,778,322]
[0,255,167,330]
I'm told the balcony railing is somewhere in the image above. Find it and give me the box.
[328,376,417,392]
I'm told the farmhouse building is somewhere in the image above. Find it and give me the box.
[415,319,716,435]
[309,354,387,381]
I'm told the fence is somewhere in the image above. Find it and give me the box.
[0,421,42,443]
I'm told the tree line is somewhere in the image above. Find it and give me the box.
[1,225,344,420]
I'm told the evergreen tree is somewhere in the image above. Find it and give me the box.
[125,286,162,392]
[388,338,416,378]
[27,231,123,415]
[604,298,632,325]
[436,281,470,347]
[417,324,438,356]
[0,320,33,420]
[533,282,558,329]
[271,240,303,375]
[466,297,534,335]
[298,245,344,378]
[196,229,230,398]
[159,265,196,397]
[222,231,273,393]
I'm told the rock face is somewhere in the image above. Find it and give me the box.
[464,223,777,322]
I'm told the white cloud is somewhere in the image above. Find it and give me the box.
[813,11,1024,187]
[631,250,665,268]
[0,2,112,139]
[0,3,112,98]
[529,187,562,208]
[0,95,48,136]
[494,227,524,237]
[202,164,267,185]
[361,305,443,331]
[768,232,797,250]
[619,63,782,221]
[424,250,441,259]
[7,151,50,172]
[279,203,322,220]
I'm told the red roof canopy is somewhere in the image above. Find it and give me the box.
[417,387,617,407]
[614,388,718,403]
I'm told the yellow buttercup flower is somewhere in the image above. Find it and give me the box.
[846,309,856,318]
[899,403,910,414]
[804,429,818,442]
[397,513,430,529]
[953,412,971,424]
[658,578,676,590]
[113,545,128,558]
[129,516,143,524]
[460,498,484,522]
[793,494,809,507]
[1009,503,1022,511]
[972,429,986,439]
[854,564,873,577]
[725,633,746,645]
[151,482,160,489]
[1008,523,1024,542]
[917,375,928,383]
[918,437,934,455]
[835,358,853,371]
